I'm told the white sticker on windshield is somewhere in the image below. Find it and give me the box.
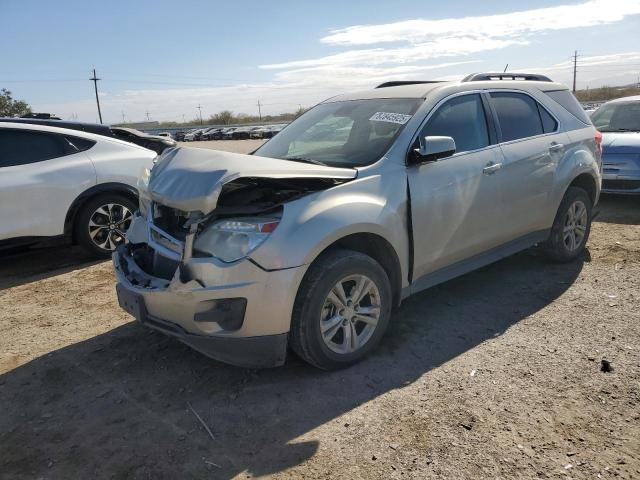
[369,112,412,125]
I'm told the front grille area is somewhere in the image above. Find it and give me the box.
[602,179,640,191]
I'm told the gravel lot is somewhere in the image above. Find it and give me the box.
[1,140,639,479]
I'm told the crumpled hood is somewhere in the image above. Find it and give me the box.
[147,147,357,215]
[602,132,640,154]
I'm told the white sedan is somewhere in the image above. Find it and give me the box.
[0,122,157,256]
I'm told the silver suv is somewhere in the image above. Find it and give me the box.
[114,72,601,369]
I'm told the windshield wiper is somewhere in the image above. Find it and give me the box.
[283,156,328,166]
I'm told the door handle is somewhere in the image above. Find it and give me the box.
[482,162,502,175]
[549,142,564,152]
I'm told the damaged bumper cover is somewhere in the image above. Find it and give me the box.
[113,244,306,368]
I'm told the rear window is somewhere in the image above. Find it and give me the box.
[66,135,96,152]
[544,90,591,124]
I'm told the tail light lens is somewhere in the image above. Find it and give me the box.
[595,130,603,157]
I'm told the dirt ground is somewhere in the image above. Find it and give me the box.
[1,140,639,479]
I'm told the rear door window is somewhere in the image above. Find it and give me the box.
[490,92,544,142]
[0,129,76,167]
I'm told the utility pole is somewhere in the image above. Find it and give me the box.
[503,63,509,73]
[121,111,126,123]
[89,68,103,124]
[197,104,203,125]
[257,100,262,121]
[572,50,578,93]
[145,110,151,121]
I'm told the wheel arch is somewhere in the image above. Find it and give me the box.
[567,172,598,205]
[64,182,139,242]
[310,232,403,308]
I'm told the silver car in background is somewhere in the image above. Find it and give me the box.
[114,72,601,369]
[591,95,640,194]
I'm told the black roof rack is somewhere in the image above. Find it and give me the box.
[462,72,552,82]
[375,80,445,89]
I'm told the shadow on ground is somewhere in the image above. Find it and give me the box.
[596,194,640,225]
[0,245,103,290]
[0,247,585,479]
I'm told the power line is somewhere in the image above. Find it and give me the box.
[89,68,103,124]
[573,50,578,93]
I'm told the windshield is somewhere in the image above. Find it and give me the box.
[591,101,640,132]
[254,98,421,167]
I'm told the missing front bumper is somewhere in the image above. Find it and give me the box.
[116,283,287,368]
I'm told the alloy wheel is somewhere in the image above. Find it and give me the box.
[320,274,381,354]
[563,199,588,252]
[87,203,133,251]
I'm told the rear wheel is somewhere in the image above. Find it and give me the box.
[74,193,136,258]
[290,249,392,370]
[543,186,592,262]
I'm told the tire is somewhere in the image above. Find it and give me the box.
[290,249,392,370]
[543,186,592,262]
[74,193,137,258]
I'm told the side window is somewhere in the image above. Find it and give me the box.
[538,104,558,133]
[423,94,489,154]
[66,135,96,152]
[0,129,76,168]
[490,92,544,142]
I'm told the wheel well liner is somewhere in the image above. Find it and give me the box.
[315,233,403,307]
[568,173,597,205]
[64,183,139,241]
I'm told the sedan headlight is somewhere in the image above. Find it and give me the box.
[194,217,280,262]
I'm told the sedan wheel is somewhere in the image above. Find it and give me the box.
[88,203,133,251]
[75,193,137,257]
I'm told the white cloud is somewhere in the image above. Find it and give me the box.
[321,0,640,46]
[261,0,640,73]
[261,38,518,70]
[36,1,640,123]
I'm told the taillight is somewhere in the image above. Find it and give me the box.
[595,130,603,157]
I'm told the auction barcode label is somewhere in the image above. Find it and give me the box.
[369,112,413,125]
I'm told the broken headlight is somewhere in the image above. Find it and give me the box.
[193,217,280,262]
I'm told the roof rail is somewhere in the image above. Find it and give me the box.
[462,72,552,82]
[375,80,445,89]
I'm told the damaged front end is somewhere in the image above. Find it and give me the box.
[113,147,356,367]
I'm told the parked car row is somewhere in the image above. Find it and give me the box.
[178,124,287,141]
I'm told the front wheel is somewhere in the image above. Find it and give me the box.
[75,193,136,258]
[289,249,392,370]
[543,186,592,262]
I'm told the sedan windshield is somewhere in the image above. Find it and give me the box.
[254,98,421,167]
[591,101,640,132]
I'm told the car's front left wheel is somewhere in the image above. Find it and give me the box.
[290,249,392,370]
[75,193,136,257]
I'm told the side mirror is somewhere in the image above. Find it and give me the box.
[411,136,456,164]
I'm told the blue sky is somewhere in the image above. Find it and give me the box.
[3,0,640,123]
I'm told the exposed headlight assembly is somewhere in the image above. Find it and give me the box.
[194,217,280,262]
